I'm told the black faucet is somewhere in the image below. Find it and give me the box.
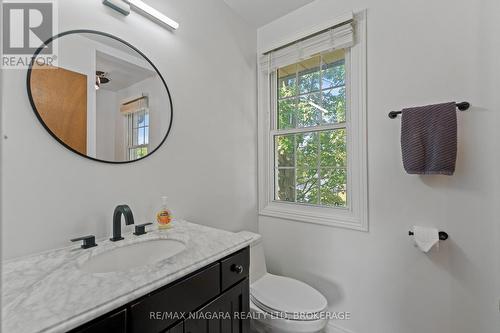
[110,205,135,241]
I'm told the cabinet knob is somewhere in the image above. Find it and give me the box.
[231,264,244,274]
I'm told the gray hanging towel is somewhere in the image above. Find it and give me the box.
[401,102,457,175]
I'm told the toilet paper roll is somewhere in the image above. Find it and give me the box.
[412,226,439,252]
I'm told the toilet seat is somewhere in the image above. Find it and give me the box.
[250,274,327,321]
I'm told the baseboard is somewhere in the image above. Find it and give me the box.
[325,321,356,333]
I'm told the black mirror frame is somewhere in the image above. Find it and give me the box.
[26,29,174,164]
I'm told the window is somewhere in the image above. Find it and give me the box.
[121,96,150,161]
[258,11,367,230]
[127,109,149,160]
[274,50,347,207]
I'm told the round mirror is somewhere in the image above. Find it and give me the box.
[27,30,173,163]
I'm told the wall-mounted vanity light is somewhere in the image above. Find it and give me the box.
[102,0,179,30]
[103,0,131,15]
[126,0,179,30]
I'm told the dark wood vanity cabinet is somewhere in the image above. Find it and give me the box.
[71,247,249,333]
[184,281,249,333]
[72,309,127,333]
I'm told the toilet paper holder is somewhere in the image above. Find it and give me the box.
[408,230,448,241]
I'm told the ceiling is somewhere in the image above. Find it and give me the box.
[223,0,315,28]
[96,51,156,92]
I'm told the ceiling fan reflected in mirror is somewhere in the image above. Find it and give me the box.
[95,71,111,90]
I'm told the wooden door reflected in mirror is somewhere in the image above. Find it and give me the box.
[31,64,88,155]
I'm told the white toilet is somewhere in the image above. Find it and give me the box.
[240,232,329,333]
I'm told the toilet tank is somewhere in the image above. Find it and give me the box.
[238,231,267,284]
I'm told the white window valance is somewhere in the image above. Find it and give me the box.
[120,95,149,114]
[259,21,354,73]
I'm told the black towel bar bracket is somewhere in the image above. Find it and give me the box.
[389,102,470,119]
[409,231,449,241]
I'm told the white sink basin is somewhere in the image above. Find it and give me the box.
[80,239,186,273]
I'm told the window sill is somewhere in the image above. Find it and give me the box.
[259,202,368,231]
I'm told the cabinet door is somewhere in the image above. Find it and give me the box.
[130,263,220,333]
[185,279,249,333]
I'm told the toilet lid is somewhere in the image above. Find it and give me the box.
[250,274,327,319]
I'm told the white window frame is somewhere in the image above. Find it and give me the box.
[258,10,368,231]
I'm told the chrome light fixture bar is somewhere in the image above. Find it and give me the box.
[103,0,179,30]
[126,0,179,30]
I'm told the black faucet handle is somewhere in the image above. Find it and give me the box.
[134,223,153,236]
[71,235,97,249]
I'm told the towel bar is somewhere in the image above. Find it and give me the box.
[389,102,470,119]
[408,231,449,241]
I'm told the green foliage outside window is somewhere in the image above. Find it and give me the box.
[275,51,347,207]
[130,147,148,160]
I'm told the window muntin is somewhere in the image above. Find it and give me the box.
[273,49,348,208]
[127,109,150,160]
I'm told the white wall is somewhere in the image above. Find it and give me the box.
[96,89,117,160]
[258,1,500,333]
[1,0,258,258]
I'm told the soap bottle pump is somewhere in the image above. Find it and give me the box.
[157,196,172,229]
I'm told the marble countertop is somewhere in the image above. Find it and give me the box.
[2,220,254,333]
